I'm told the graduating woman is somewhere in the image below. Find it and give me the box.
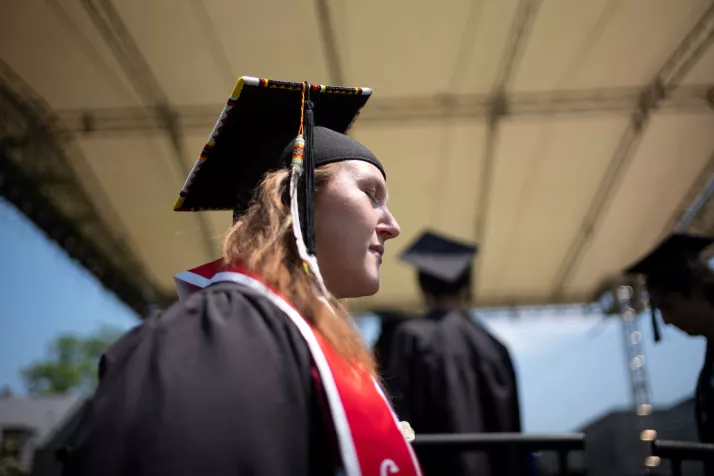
[61,77,422,476]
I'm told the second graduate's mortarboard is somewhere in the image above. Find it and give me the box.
[398,230,479,283]
[172,76,383,293]
[625,232,714,342]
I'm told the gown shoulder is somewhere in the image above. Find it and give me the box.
[63,282,331,476]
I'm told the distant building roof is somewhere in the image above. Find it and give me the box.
[0,393,84,447]
[0,391,88,475]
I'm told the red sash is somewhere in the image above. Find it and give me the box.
[175,262,422,476]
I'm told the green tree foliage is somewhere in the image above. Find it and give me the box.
[21,325,124,396]
[0,434,29,476]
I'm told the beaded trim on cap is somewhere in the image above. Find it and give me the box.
[173,76,372,212]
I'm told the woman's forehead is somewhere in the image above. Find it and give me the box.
[341,159,386,182]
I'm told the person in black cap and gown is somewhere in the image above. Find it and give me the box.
[625,232,714,470]
[386,230,526,476]
[372,309,413,382]
[59,77,423,476]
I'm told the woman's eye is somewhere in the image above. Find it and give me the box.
[365,190,379,204]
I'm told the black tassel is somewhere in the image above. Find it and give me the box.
[651,306,661,342]
[303,83,316,255]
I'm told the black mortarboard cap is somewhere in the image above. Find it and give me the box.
[398,230,479,283]
[625,232,714,342]
[625,233,714,287]
[173,76,383,255]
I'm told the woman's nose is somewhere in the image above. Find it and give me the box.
[378,209,400,241]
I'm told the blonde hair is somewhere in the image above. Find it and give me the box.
[222,164,376,375]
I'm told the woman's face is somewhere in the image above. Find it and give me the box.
[314,160,400,299]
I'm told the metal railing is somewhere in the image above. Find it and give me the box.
[412,432,586,475]
[650,439,714,476]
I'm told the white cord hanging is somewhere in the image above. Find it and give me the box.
[289,151,335,314]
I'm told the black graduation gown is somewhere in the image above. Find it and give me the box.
[373,315,411,381]
[60,281,339,476]
[386,309,524,476]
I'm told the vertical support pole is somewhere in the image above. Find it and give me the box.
[618,285,653,412]
[618,284,658,472]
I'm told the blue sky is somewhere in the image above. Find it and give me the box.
[0,198,139,393]
[0,197,706,433]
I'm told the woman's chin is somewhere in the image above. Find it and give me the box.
[363,280,381,297]
[364,272,381,296]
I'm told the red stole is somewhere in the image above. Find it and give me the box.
[175,262,422,476]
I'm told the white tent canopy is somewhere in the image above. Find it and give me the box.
[1,0,713,314]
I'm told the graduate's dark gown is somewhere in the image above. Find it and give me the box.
[61,282,339,476]
[387,309,524,476]
[373,314,411,380]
